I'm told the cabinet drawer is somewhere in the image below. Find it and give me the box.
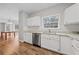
[51,35,59,38]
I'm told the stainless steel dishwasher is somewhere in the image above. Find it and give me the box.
[32,33,41,47]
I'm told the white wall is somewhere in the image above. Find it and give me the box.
[30,4,74,33]
[0,5,19,24]
[0,23,5,32]
[19,11,29,41]
[0,5,19,32]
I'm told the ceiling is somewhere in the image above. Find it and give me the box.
[0,3,74,24]
[0,3,58,14]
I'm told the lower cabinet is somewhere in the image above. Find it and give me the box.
[72,39,79,54]
[41,34,75,55]
[24,33,32,44]
[41,34,60,51]
[60,36,73,54]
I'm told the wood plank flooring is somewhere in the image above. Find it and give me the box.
[0,40,61,55]
[0,33,61,55]
[0,39,19,55]
[14,42,61,55]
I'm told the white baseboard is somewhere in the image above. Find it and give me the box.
[19,40,24,42]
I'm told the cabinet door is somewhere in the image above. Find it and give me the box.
[72,39,79,54]
[41,34,59,51]
[48,35,59,51]
[24,33,32,44]
[41,34,49,48]
[61,36,73,54]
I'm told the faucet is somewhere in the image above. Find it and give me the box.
[48,29,57,34]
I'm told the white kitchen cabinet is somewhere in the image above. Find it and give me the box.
[41,34,60,51]
[41,34,50,48]
[64,4,79,32]
[60,36,73,54]
[64,4,79,24]
[72,39,79,54]
[27,16,41,27]
[48,35,60,51]
[24,33,32,44]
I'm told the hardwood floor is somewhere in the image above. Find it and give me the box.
[13,42,61,55]
[0,33,61,55]
[0,40,61,55]
[0,38,19,55]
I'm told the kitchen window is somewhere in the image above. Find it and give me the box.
[43,16,59,28]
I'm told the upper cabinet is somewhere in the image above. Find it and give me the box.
[64,4,79,32]
[27,16,41,27]
[64,4,79,25]
[27,15,60,29]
